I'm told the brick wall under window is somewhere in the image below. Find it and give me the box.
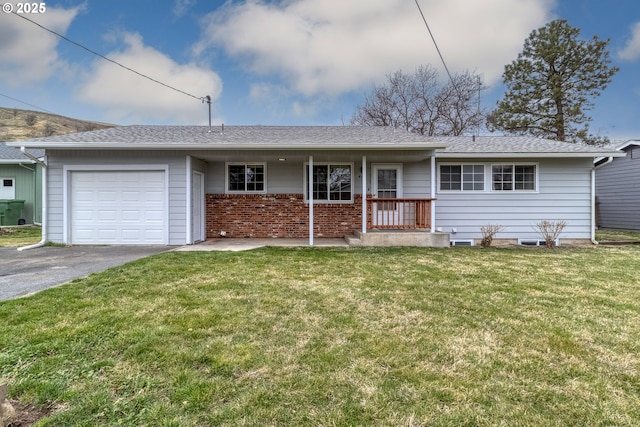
[206,194,366,238]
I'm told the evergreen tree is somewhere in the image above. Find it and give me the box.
[487,19,618,144]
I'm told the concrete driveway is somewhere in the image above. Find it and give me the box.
[0,245,170,301]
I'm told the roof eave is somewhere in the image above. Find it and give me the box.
[7,142,450,150]
[436,152,627,159]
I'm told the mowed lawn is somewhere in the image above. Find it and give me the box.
[1,245,640,426]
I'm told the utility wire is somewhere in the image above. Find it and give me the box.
[413,0,457,90]
[5,6,206,102]
[0,92,55,114]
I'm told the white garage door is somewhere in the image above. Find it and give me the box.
[70,170,166,244]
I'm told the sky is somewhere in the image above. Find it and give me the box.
[0,0,639,140]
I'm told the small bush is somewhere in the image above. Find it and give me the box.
[534,220,567,248]
[480,224,504,247]
[24,114,37,126]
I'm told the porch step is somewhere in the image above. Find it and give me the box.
[345,230,450,247]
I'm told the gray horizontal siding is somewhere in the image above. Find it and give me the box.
[595,148,640,230]
[46,150,189,245]
[435,158,594,241]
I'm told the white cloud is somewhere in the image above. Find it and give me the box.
[173,0,197,18]
[619,22,640,61]
[194,0,553,96]
[75,32,223,124]
[0,3,82,85]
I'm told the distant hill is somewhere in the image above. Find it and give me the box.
[0,107,115,142]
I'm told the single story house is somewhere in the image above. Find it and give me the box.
[595,140,640,230]
[9,125,624,246]
[0,141,43,224]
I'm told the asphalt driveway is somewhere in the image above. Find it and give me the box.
[0,245,170,301]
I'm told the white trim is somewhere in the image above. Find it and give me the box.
[437,163,486,193]
[186,156,192,245]
[192,170,205,243]
[361,156,367,234]
[308,155,313,246]
[63,164,169,245]
[430,154,436,233]
[303,162,355,204]
[224,162,267,194]
[371,163,403,198]
[0,177,16,199]
[490,162,539,193]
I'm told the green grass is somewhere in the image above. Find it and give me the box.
[595,228,640,242]
[2,246,640,426]
[0,226,42,247]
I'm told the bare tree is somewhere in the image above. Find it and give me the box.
[351,65,485,136]
[42,122,56,137]
[24,114,37,126]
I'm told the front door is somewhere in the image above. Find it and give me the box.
[372,164,403,227]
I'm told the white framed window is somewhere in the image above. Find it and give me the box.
[439,164,484,191]
[492,164,537,191]
[226,163,266,193]
[0,178,15,199]
[304,163,353,203]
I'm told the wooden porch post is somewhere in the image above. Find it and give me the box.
[309,155,314,246]
[361,155,367,234]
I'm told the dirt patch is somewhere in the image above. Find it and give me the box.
[8,400,51,426]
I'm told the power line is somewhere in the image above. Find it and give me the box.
[5,6,206,102]
[413,0,456,88]
[0,92,55,114]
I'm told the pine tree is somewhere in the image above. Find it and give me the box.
[487,20,618,144]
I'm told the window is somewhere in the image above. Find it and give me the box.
[440,164,484,191]
[305,163,352,202]
[492,164,536,191]
[226,163,266,193]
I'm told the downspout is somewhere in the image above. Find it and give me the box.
[591,156,614,245]
[18,148,46,251]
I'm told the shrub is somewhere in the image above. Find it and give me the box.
[480,224,504,247]
[534,220,567,248]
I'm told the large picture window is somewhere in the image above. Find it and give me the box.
[226,163,266,193]
[492,164,536,191]
[305,163,353,202]
[439,164,484,191]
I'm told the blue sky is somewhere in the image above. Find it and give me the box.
[0,0,639,140]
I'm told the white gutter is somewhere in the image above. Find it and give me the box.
[18,147,47,251]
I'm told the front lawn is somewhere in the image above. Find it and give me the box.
[1,246,640,426]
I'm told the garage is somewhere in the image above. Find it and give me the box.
[69,170,167,244]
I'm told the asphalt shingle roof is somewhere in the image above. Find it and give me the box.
[0,142,44,161]
[9,125,624,157]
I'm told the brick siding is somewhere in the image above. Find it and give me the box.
[206,193,366,238]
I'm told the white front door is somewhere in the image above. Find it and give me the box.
[191,171,205,243]
[372,164,403,227]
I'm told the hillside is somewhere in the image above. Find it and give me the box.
[0,107,114,142]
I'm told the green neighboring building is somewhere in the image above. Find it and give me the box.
[0,142,43,224]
